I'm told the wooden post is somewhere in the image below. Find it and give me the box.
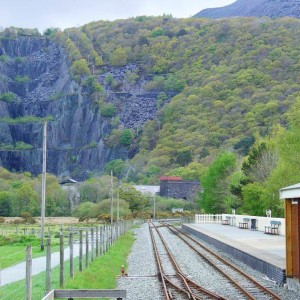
[100,226,103,255]
[104,225,106,253]
[40,121,47,251]
[69,232,74,278]
[26,245,32,300]
[96,226,99,257]
[86,230,89,268]
[106,225,108,252]
[285,198,293,276]
[60,233,64,288]
[91,228,94,262]
[110,170,113,224]
[79,230,83,272]
[46,239,51,292]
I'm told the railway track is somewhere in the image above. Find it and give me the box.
[149,222,225,299]
[159,222,282,300]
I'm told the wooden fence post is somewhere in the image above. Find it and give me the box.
[102,226,105,254]
[99,226,103,255]
[86,230,89,268]
[60,233,64,288]
[96,226,99,257]
[105,225,108,253]
[26,245,32,300]
[46,238,51,292]
[91,228,94,262]
[69,232,74,278]
[79,230,83,272]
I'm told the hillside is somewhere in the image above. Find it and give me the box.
[1,17,300,184]
[195,0,300,19]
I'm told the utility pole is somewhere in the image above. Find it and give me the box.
[40,121,47,251]
[117,181,120,222]
[110,170,113,224]
[153,194,156,220]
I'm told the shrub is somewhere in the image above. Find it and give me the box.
[15,75,30,84]
[71,59,91,79]
[0,92,16,102]
[100,103,116,118]
[120,129,134,145]
[97,213,112,223]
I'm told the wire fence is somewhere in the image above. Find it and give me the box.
[0,221,132,300]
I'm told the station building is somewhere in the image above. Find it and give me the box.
[159,176,200,201]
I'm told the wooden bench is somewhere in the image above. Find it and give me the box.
[238,218,250,229]
[264,220,281,235]
[222,216,231,225]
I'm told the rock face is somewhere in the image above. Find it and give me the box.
[195,0,300,19]
[0,37,160,179]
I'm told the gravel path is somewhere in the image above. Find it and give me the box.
[117,223,300,299]
[117,223,162,300]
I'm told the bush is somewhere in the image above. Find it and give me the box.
[15,75,30,84]
[0,92,16,103]
[120,129,134,145]
[20,211,36,224]
[79,216,90,222]
[71,59,91,79]
[97,213,112,223]
[100,103,117,118]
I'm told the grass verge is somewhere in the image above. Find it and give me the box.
[0,231,135,300]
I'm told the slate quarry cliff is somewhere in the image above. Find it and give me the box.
[0,37,158,179]
[195,0,300,19]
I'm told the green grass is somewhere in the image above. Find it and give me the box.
[64,232,134,290]
[0,234,60,269]
[0,231,135,300]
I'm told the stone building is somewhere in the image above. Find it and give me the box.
[60,178,80,211]
[159,176,200,201]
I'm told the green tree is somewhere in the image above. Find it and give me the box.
[71,59,90,78]
[72,202,96,218]
[100,103,117,118]
[119,184,149,212]
[104,159,126,178]
[0,192,12,216]
[175,148,192,166]
[241,183,265,216]
[110,47,128,66]
[120,129,134,146]
[200,152,236,213]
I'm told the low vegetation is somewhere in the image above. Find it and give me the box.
[0,231,134,299]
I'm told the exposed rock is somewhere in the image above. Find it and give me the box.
[0,37,160,179]
[195,0,300,19]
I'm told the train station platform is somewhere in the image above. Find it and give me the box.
[182,223,286,285]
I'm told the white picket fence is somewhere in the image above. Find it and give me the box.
[195,214,223,223]
[194,214,285,235]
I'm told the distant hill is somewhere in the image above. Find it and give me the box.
[194,0,300,19]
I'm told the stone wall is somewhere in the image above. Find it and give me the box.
[160,180,200,201]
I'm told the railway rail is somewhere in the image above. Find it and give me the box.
[149,222,225,299]
[159,222,282,300]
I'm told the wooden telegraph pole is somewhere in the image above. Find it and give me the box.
[110,170,113,224]
[117,181,120,222]
[40,121,47,251]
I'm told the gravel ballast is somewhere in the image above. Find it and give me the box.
[117,223,300,299]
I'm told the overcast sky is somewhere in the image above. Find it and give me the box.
[0,0,235,32]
